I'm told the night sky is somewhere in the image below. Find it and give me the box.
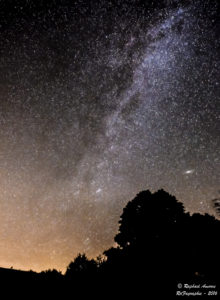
[0,0,219,272]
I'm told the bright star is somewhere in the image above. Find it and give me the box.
[184,169,195,175]
[96,188,102,194]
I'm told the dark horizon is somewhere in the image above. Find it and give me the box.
[0,189,219,298]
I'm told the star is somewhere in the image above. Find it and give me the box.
[96,188,102,194]
[0,0,218,273]
[184,170,195,175]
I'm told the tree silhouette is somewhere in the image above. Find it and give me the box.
[114,189,187,252]
[65,253,97,280]
[40,269,63,281]
[101,189,220,295]
[101,189,192,296]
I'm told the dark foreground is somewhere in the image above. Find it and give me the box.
[1,190,219,298]
[0,267,219,299]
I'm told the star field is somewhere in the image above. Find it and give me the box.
[0,0,219,272]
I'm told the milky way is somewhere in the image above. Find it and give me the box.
[0,0,219,272]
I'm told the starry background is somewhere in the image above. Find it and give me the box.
[0,0,219,272]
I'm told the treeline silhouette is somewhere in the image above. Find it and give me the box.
[1,189,219,297]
